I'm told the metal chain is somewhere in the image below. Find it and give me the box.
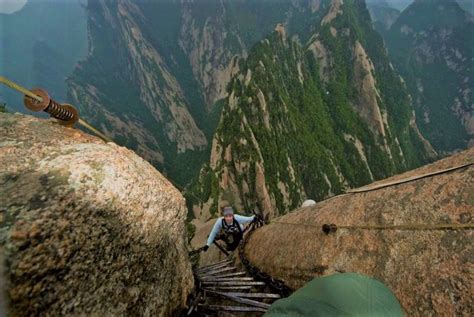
[238,221,293,297]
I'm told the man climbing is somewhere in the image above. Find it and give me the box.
[203,203,261,252]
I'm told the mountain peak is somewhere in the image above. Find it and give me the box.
[190,0,434,218]
[274,23,287,41]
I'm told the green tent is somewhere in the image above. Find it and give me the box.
[265,273,404,317]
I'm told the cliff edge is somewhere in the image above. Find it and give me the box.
[0,113,193,316]
[245,148,473,315]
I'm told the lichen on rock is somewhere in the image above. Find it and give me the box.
[0,113,193,316]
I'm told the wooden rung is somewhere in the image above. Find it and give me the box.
[197,305,267,313]
[201,277,255,282]
[195,259,232,271]
[197,266,237,276]
[203,286,253,290]
[202,281,266,286]
[210,258,232,266]
[201,272,247,279]
[205,290,271,309]
[195,261,233,273]
[219,292,281,299]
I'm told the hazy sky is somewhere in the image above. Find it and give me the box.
[0,0,27,14]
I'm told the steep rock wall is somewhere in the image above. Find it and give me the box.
[68,0,207,183]
[0,113,193,316]
[244,148,473,315]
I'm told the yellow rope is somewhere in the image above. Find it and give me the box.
[78,119,113,143]
[346,162,473,194]
[0,75,112,143]
[268,161,474,232]
[271,221,474,231]
[0,76,43,102]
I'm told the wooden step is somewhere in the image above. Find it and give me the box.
[201,277,255,282]
[216,292,280,299]
[197,304,267,313]
[195,261,233,274]
[197,266,237,277]
[200,271,247,280]
[205,290,271,309]
[202,281,266,286]
[203,286,253,291]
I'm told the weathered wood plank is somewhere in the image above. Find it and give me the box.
[185,291,203,316]
[195,261,232,274]
[203,286,253,290]
[205,290,271,309]
[195,258,231,271]
[202,281,266,286]
[213,241,230,256]
[215,292,280,299]
[197,305,267,313]
[197,266,237,276]
[200,272,247,279]
[201,277,255,282]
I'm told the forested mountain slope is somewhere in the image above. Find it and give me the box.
[190,0,435,219]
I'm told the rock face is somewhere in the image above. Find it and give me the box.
[366,0,400,32]
[66,0,333,186]
[68,0,207,180]
[179,1,244,109]
[244,147,473,315]
[0,113,193,316]
[190,0,435,219]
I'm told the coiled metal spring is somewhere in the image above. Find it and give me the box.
[44,99,74,121]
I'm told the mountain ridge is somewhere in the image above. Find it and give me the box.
[383,0,473,152]
[190,0,435,220]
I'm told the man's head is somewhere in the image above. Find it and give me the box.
[222,206,234,224]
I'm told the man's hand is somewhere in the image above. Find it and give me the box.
[202,245,209,252]
[252,213,265,227]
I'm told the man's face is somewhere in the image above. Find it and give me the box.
[224,214,234,224]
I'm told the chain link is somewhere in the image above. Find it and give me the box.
[239,222,293,297]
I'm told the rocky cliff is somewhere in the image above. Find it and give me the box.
[0,113,193,316]
[190,0,435,220]
[67,0,208,186]
[366,0,400,32]
[243,147,473,315]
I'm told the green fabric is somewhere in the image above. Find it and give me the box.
[265,273,404,317]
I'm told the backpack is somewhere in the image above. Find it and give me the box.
[221,218,243,249]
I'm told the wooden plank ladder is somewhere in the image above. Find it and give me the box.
[187,257,281,315]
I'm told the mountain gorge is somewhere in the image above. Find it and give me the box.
[190,0,435,219]
[3,0,470,210]
[67,0,208,185]
[1,1,472,315]
[383,0,473,152]
[66,0,335,185]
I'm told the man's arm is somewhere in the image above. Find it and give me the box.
[206,218,223,246]
[234,214,255,225]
